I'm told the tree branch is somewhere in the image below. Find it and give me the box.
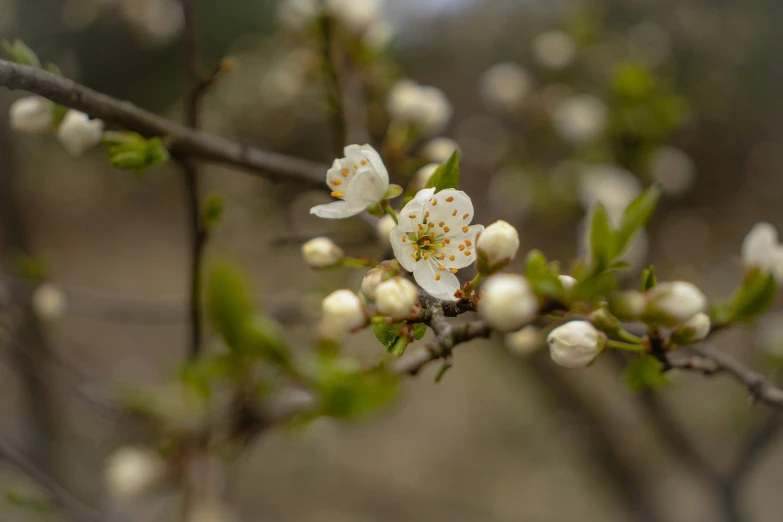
[0,59,326,187]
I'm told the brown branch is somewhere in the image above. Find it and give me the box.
[317,5,347,156]
[0,59,327,187]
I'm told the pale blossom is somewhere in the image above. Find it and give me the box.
[476,220,520,268]
[375,277,420,318]
[410,163,439,192]
[390,188,483,301]
[310,144,389,219]
[558,275,577,292]
[387,79,452,135]
[552,95,607,144]
[645,281,707,326]
[505,325,543,356]
[578,164,642,220]
[327,0,380,31]
[10,96,54,134]
[547,321,604,368]
[741,222,783,280]
[302,237,344,268]
[32,283,67,320]
[119,0,185,48]
[532,31,577,70]
[56,110,104,157]
[421,137,459,163]
[649,146,696,197]
[671,312,711,345]
[361,267,392,300]
[104,446,166,500]
[479,274,539,332]
[319,289,366,341]
[479,62,532,111]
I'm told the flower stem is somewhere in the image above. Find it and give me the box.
[470,273,484,289]
[617,329,642,344]
[342,257,375,268]
[607,340,643,353]
[382,201,398,224]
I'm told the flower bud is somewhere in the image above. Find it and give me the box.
[608,291,647,321]
[477,220,520,272]
[32,283,67,321]
[421,137,458,163]
[361,266,393,300]
[479,274,539,332]
[670,312,711,345]
[57,110,104,156]
[479,62,532,112]
[410,163,439,192]
[387,80,452,135]
[644,281,707,326]
[376,214,396,247]
[505,325,543,356]
[10,96,54,134]
[302,237,344,268]
[547,321,605,368]
[558,275,577,293]
[104,446,166,500]
[320,289,366,341]
[375,277,420,319]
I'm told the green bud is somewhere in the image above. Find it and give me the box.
[103,130,146,148]
[108,150,148,170]
[588,308,621,335]
[2,39,41,68]
[145,137,170,166]
[204,195,224,230]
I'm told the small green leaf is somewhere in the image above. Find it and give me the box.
[2,39,41,68]
[372,321,406,351]
[313,357,398,419]
[44,62,62,76]
[624,355,670,391]
[207,261,253,350]
[589,204,614,272]
[640,266,658,291]
[204,194,224,230]
[145,137,170,166]
[108,150,148,170]
[102,130,145,147]
[412,323,427,340]
[525,250,564,299]
[384,184,403,199]
[240,314,290,366]
[573,271,619,302]
[615,185,662,255]
[729,271,777,322]
[425,150,460,192]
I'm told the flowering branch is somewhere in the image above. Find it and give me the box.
[0,59,326,186]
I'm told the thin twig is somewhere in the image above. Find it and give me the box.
[317,3,346,155]
[0,59,326,186]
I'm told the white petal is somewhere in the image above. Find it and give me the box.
[391,228,417,272]
[441,225,484,269]
[742,222,778,267]
[426,189,474,226]
[344,169,387,207]
[396,188,436,233]
[413,259,460,302]
[325,159,347,189]
[310,200,364,219]
[360,144,389,185]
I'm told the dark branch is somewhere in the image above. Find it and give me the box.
[0,59,326,187]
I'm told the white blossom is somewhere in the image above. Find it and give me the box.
[32,283,67,320]
[310,144,389,219]
[477,220,520,268]
[552,95,607,145]
[421,137,459,163]
[302,237,344,268]
[104,446,166,500]
[120,0,184,48]
[479,62,532,112]
[376,214,397,246]
[320,289,365,340]
[361,267,392,300]
[649,146,696,197]
[387,79,452,135]
[390,188,483,301]
[10,96,54,134]
[327,0,380,31]
[375,277,420,318]
[547,321,604,368]
[741,222,783,281]
[645,281,707,326]
[479,274,538,332]
[56,110,104,157]
[532,31,577,70]
[505,325,543,356]
[558,275,577,292]
[671,312,711,345]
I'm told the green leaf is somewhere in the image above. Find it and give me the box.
[729,271,777,322]
[204,194,224,230]
[573,271,619,302]
[589,204,614,272]
[207,261,253,350]
[383,184,403,199]
[4,489,53,515]
[44,62,62,76]
[623,355,670,391]
[240,314,290,366]
[372,321,406,351]
[615,185,662,256]
[314,357,398,419]
[145,137,170,166]
[108,150,148,170]
[412,323,427,340]
[425,150,460,192]
[640,266,658,291]
[2,39,41,68]
[524,250,564,299]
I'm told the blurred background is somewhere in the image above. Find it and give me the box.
[2,0,783,520]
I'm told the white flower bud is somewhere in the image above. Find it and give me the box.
[327,0,380,31]
[10,96,54,134]
[477,220,520,271]
[376,214,397,246]
[387,80,452,135]
[421,137,459,163]
[505,325,543,356]
[532,30,577,70]
[375,277,419,319]
[32,283,67,321]
[320,289,366,341]
[361,266,392,300]
[479,62,532,112]
[411,163,439,192]
[558,275,577,292]
[552,95,607,144]
[741,222,783,281]
[302,237,344,268]
[671,312,711,345]
[57,110,104,157]
[547,321,605,368]
[649,146,696,197]
[479,274,539,332]
[104,446,166,500]
[645,281,707,326]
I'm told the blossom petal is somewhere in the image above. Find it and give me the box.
[413,259,460,302]
[310,200,365,219]
[742,222,779,268]
[425,189,475,226]
[360,144,389,185]
[344,169,388,208]
[325,159,347,190]
[396,188,437,233]
[440,225,484,269]
[391,228,417,272]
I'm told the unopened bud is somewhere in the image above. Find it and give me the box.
[479,274,539,332]
[10,96,54,135]
[421,137,459,163]
[608,291,647,321]
[302,237,344,268]
[361,266,394,300]
[558,275,577,293]
[411,163,439,192]
[32,283,67,320]
[375,277,420,318]
[104,446,166,500]
[57,110,104,156]
[320,289,366,341]
[505,325,543,356]
[547,321,605,368]
[376,214,397,247]
[670,312,711,345]
[477,220,520,273]
[644,281,707,326]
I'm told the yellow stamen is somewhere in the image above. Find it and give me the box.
[423,253,429,260]
[439,221,445,227]
[449,255,455,261]
[465,250,472,256]
[425,211,430,218]
[422,240,430,246]
[446,196,454,202]
[435,274,441,281]
[418,224,423,231]
[458,244,465,251]
[428,222,435,228]
[463,213,469,220]
[412,244,419,251]
[332,179,342,186]
[402,235,407,243]
[411,254,417,260]
[462,226,469,233]
[444,238,451,244]
[409,214,416,219]
[331,191,343,198]
[440,253,445,260]
[341,168,349,177]
[444,226,450,233]
[450,268,458,274]
[452,209,457,216]
[432,199,438,206]
[465,239,472,247]
[438,265,446,271]
[361,160,367,165]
